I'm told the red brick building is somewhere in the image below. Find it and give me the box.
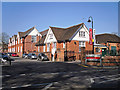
[8,27,41,56]
[36,23,93,61]
[95,33,120,55]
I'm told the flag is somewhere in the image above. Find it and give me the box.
[89,28,93,45]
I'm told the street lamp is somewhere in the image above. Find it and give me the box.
[87,16,94,54]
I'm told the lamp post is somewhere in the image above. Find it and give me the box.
[87,16,94,54]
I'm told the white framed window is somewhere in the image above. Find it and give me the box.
[63,42,65,48]
[79,41,85,47]
[18,46,19,52]
[43,45,45,52]
[32,36,36,43]
[49,34,53,40]
[21,46,22,52]
[16,41,17,44]
[21,38,22,43]
[79,31,85,37]
[38,46,40,52]
[47,43,50,52]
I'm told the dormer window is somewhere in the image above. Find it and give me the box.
[79,31,85,37]
[49,34,53,39]
[32,36,36,43]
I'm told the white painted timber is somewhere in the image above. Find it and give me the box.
[72,24,89,41]
[29,28,41,36]
[44,27,57,43]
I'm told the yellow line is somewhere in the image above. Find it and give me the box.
[78,64,88,67]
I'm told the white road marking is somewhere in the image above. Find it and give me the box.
[92,74,120,79]
[19,74,26,76]
[98,77,120,84]
[42,83,53,90]
[90,78,94,83]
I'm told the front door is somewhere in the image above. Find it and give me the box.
[51,42,56,61]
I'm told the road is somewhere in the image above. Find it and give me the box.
[1,57,120,89]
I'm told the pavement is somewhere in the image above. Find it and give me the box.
[1,57,120,90]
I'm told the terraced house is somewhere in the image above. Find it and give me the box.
[36,23,93,61]
[8,27,41,56]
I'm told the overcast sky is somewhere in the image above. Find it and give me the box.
[2,2,118,37]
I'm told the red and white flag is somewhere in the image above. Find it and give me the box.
[89,28,93,45]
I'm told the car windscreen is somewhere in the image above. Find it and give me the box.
[41,53,47,57]
[32,54,36,55]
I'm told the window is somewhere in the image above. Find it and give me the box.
[32,36,36,43]
[18,46,19,52]
[47,43,50,52]
[21,38,22,43]
[79,31,85,37]
[53,42,56,50]
[96,48,100,52]
[43,45,45,52]
[49,34,53,39]
[38,46,40,52]
[79,42,81,52]
[63,42,65,48]
[79,41,85,47]
[21,46,22,52]
[16,41,17,44]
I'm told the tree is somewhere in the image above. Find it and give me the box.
[0,32,10,44]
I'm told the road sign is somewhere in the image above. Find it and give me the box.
[85,54,102,66]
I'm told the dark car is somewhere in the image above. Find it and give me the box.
[27,53,37,59]
[37,53,49,61]
[7,53,13,56]
[0,53,10,62]
[22,54,28,58]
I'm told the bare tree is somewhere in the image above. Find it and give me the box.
[0,32,10,44]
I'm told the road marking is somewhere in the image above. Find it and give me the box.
[9,83,51,89]
[90,78,94,83]
[92,74,120,79]
[79,64,88,67]
[19,74,26,76]
[98,77,120,84]
[42,83,53,90]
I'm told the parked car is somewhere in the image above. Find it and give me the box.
[27,53,37,59]
[22,53,28,58]
[11,53,19,57]
[7,53,13,56]
[0,53,10,60]
[37,53,49,61]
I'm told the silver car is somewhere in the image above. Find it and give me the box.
[27,53,37,59]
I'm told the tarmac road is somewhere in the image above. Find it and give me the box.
[1,57,120,89]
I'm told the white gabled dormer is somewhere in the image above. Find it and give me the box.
[44,27,57,44]
[28,27,41,36]
[71,24,89,41]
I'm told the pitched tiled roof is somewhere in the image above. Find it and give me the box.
[35,23,84,46]
[18,27,35,38]
[51,23,83,41]
[35,35,46,46]
[40,29,49,36]
[96,33,120,44]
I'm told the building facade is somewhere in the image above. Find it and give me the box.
[36,23,93,62]
[95,33,120,56]
[8,27,41,56]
